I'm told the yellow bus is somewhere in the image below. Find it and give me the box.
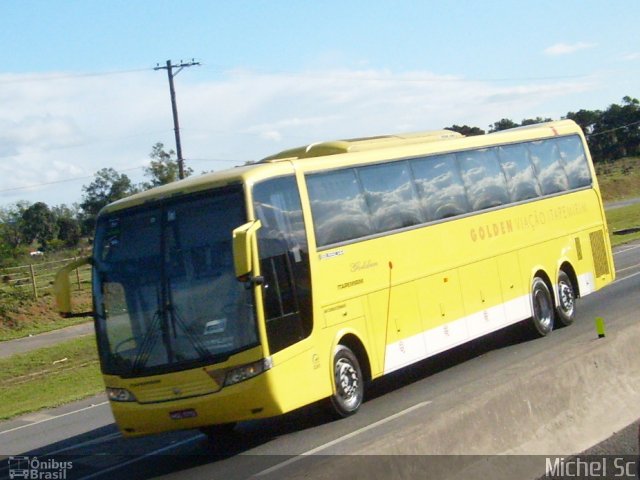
[55,119,614,438]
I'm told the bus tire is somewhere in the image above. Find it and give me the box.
[329,345,363,418]
[556,271,576,327]
[530,277,554,337]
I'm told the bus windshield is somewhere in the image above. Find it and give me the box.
[92,186,258,377]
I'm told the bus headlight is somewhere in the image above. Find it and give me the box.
[107,387,137,402]
[224,358,272,387]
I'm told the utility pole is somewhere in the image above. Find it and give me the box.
[154,59,200,179]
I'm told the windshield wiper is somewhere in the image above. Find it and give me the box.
[167,303,211,359]
[131,286,165,374]
[130,309,163,374]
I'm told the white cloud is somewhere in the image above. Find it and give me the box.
[260,130,282,142]
[544,42,596,56]
[0,68,598,207]
[620,52,640,61]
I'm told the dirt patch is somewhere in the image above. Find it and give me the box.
[0,289,92,340]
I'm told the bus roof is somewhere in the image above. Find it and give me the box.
[259,129,463,162]
[100,119,583,216]
[100,162,262,215]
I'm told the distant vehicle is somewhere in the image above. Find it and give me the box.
[55,120,615,438]
[29,251,43,257]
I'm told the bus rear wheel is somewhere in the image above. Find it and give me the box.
[329,345,363,418]
[555,271,576,327]
[530,277,555,337]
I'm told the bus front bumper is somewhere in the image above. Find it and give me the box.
[109,371,282,437]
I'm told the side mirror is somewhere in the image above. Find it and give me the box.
[232,220,261,280]
[54,257,92,317]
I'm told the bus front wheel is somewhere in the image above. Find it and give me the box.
[329,345,363,418]
[530,277,555,336]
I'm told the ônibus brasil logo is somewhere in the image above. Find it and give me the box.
[8,456,73,480]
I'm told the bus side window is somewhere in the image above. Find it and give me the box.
[458,148,510,211]
[306,169,374,246]
[411,154,470,221]
[529,140,570,195]
[556,136,592,189]
[497,143,542,202]
[357,161,424,232]
[253,177,313,354]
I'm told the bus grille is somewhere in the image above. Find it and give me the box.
[589,230,610,277]
[135,379,219,403]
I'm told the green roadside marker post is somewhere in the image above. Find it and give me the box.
[595,317,606,338]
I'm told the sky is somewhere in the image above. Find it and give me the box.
[1,0,638,208]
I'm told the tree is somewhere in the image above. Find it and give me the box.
[565,109,601,135]
[596,96,640,160]
[568,96,640,162]
[21,202,57,249]
[0,201,30,250]
[444,125,485,136]
[52,204,82,247]
[520,117,553,126]
[81,168,135,231]
[489,118,519,132]
[56,217,81,247]
[142,142,193,189]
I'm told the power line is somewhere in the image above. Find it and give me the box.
[587,119,640,138]
[0,67,154,84]
[0,157,249,195]
[187,158,246,163]
[0,62,591,86]
[0,167,144,194]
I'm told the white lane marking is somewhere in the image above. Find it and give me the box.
[0,401,109,436]
[614,270,640,283]
[78,435,202,480]
[20,413,56,422]
[254,400,432,477]
[614,244,640,255]
[617,263,640,273]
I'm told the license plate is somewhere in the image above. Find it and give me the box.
[169,409,198,420]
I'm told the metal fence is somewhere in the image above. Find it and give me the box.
[0,257,91,299]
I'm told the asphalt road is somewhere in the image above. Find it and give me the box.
[605,196,640,210]
[0,321,94,359]
[1,240,639,480]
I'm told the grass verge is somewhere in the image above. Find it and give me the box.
[0,335,103,420]
[606,202,640,247]
[597,157,640,203]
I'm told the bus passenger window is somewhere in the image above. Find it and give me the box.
[498,144,542,202]
[458,148,510,211]
[411,154,470,221]
[529,140,570,195]
[556,136,592,189]
[357,161,424,232]
[306,169,374,246]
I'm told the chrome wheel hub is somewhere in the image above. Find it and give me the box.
[559,281,575,316]
[336,358,359,407]
[534,289,553,330]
